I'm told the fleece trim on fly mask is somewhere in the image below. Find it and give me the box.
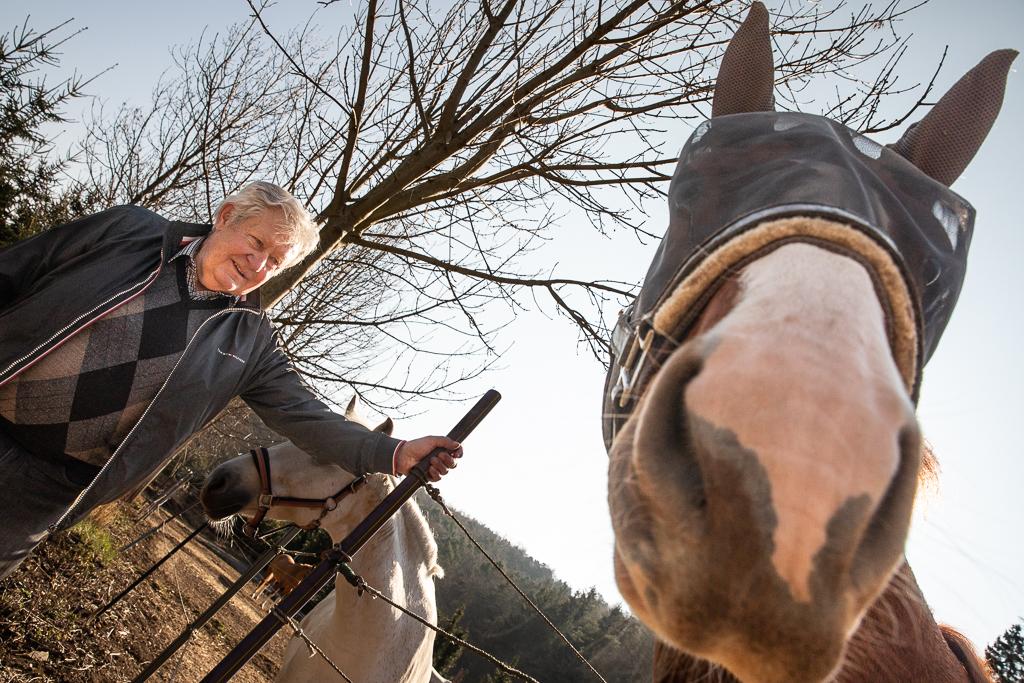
[651,215,919,395]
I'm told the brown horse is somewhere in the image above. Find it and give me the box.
[251,553,314,606]
[602,4,1014,682]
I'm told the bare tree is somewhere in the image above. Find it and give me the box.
[77,0,933,407]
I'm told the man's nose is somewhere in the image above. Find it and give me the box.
[248,251,269,273]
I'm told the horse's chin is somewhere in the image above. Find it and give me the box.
[208,515,238,540]
[613,527,852,683]
[200,496,250,521]
[607,409,856,683]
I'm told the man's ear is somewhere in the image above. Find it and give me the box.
[215,202,235,228]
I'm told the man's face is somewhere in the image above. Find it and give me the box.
[195,204,299,295]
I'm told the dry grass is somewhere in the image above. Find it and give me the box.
[0,501,290,682]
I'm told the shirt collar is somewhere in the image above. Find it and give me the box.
[172,236,242,303]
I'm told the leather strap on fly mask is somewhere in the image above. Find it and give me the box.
[242,447,367,538]
[601,3,1016,451]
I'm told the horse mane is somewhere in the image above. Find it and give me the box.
[915,446,990,675]
[919,439,940,487]
[402,485,444,579]
[915,446,991,680]
[342,399,443,576]
[373,474,444,580]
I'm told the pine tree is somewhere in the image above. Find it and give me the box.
[433,606,469,676]
[0,19,97,247]
[482,666,516,683]
[986,620,1024,683]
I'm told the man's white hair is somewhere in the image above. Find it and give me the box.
[215,181,319,268]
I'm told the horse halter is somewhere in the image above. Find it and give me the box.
[242,447,367,538]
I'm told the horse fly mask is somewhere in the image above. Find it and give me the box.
[602,5,1016,450]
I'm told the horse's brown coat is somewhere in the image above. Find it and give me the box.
[251,554,313,602]
[605,3,1012,680]
[653,565,988,683]
[616,245,982,682]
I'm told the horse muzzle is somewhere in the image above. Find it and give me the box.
[200,463,257,521]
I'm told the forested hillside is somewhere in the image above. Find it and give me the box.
[420,494,654,682]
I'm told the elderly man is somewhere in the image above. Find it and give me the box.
[0,181,460,579]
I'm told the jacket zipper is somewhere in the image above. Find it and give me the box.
[0,265,163,387]
[48,308,263,532]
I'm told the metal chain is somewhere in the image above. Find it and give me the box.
[269,606,354,683]
[423,484,610,683]
[336,564,541,683]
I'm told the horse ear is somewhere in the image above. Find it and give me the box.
[889,49,1017,186]
[712,1,775,117]
[345,395,358,420]
[374,417,394,436]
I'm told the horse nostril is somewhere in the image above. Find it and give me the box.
[200,469,237,513]
[200,466,253,520]
[205,471,229,494]
[632,339,708,510]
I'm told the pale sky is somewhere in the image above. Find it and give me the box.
[4,0,1021,655]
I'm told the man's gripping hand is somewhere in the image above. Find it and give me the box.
[394,436,463,482]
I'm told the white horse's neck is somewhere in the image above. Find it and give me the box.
[323,489,441,609]
[274,481,441,683]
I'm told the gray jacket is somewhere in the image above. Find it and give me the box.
[0,205,400,531]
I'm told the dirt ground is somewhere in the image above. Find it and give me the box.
[0,501,295,682]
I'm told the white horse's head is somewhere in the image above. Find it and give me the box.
[200,397,396,537]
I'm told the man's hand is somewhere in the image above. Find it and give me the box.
[394,436,463,481]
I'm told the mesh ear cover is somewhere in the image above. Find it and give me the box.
[712,1,775,117]
[890,49,1017,186]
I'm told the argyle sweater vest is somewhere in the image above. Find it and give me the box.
[0,253,228,468]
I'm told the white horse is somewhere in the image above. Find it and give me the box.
[201,405,449,683]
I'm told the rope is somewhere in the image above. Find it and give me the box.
[423,484,609,683]
[336,564,540,683]
[164,629,193,683]
[269,606,354,683]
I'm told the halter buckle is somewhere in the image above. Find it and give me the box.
[257,493,274,509]
[611,306,656,408]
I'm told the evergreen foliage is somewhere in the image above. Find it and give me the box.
[987,619,1024,683]
[421,494,654,682]
[433,606,469,677]
[0,19,98,247]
